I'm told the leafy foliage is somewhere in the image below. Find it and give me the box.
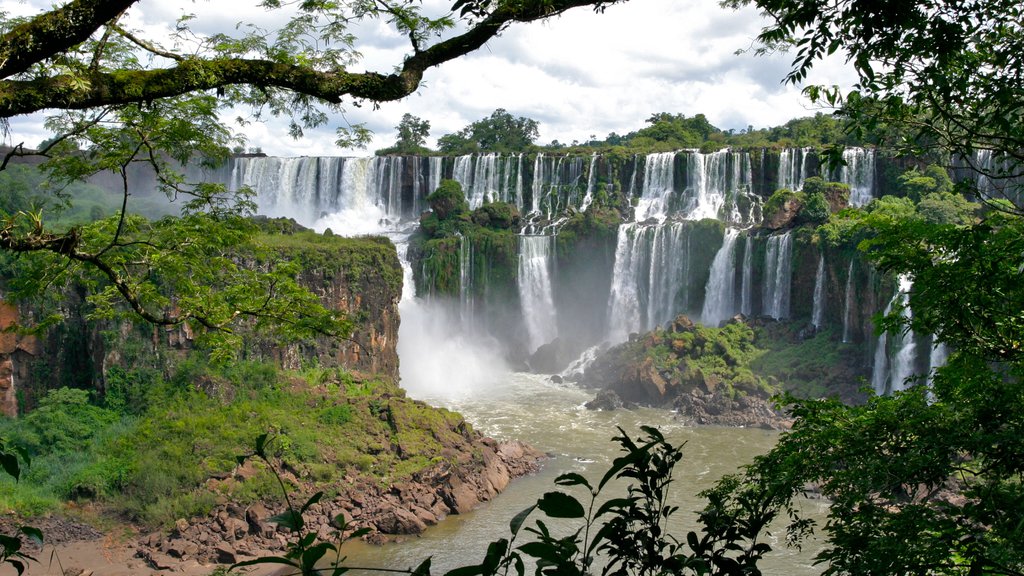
[723,0,1024,210]
[715,211,1024,574]
[239,426,790,576]
[438,109,541,154]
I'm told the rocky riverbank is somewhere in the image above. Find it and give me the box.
[1,438,544,574]
[134,437,544,568]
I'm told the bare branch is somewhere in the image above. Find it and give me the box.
[0,0,141,79]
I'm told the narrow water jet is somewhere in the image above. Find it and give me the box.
[842,261,855,343]
[701,228,740,327]
[811,253,826,329]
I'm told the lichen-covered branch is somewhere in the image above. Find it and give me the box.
[0,0,621,118]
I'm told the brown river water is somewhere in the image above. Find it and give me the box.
[340,371,827,575]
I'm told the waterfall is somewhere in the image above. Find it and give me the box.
[518,234,558,353]
[889,276,916,393]
[635,152,676,222]
[531,153,545,215]
[607,225,643,343]
[229,156,412,235]
[581,153,598,212]
[842,261,855,342]
[458,232,474,326]
[428,157,443,198]
[778,147,812,191]
[762,232,793,319]
[606,222,691,343]
[811,253,826,329]
[740,234,753,316]
[872,275,915,395]
[840,147,876,207]
[928,339,949,386]
[680,150,752,224]
[870,326,890,395]
[701,228,740,327]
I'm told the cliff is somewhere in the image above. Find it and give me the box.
[0,221,403,415]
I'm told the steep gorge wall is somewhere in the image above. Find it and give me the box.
[0,228,403,416]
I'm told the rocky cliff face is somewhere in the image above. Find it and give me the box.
[0,228,403,414]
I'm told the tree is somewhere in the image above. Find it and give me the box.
[897,164,955,202]
[437,108,540,154]
[713,1,1024,572]
[0,0,623,351]
[382,113,432,155]
[724,0,1024,210]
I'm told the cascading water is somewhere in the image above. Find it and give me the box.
[635,152,676,222]
[606,222,691,343]
[777,147,813,191]
[839,148,876,207]
[581,153,598,212]
[518,234,558,354]
[872,275,916,395]
[888,277,917,393]
[458,232,474,327]
[811,253,826,329]
[740,234,753,316]
[842,261,855,342]
[701,228,740,327]
[762,232,793,319]
[928,339,949,386]
[682,150,752,224]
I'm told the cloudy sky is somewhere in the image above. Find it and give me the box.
[2,0,858,156]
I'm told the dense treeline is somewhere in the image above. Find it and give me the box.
[380,110,881,157]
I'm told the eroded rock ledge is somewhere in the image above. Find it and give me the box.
[136,439,545,568]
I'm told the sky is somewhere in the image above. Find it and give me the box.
[1,0,858,157]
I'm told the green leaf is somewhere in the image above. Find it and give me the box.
[411,557,432,576]
[269,510,304,532]
[509,504,536,536]
[594,497,632,518]
[536,491,585,519]
[554,472,592,491]
[301,491,324,513]
[301,542,333,569]
[517,542,565,565]
[19,526,42,547]
[0,453,20,481]
[255,432,270,458]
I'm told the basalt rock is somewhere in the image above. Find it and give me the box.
[134,438,545,563]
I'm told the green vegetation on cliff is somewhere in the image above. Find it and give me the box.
[585,315,865,407]
[0,360,472,528]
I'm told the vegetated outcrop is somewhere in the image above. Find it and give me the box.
[578,314,865,429]
[134,392,545,566]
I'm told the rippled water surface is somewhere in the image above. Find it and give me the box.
[340,372,826,574]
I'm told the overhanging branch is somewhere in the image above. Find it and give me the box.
[0,0,622,118]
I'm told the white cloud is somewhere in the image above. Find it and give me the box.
[0,0,858,156]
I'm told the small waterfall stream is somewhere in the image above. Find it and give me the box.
[872,275,915,395]
[839,148,876,207]
[518,234,558,354]
[841,261,855,342]
[701,228,740,327]
[811,253,826,329]
[740,234,753,316]
[762,232,793,319]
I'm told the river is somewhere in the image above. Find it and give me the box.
[339,371,827,574]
